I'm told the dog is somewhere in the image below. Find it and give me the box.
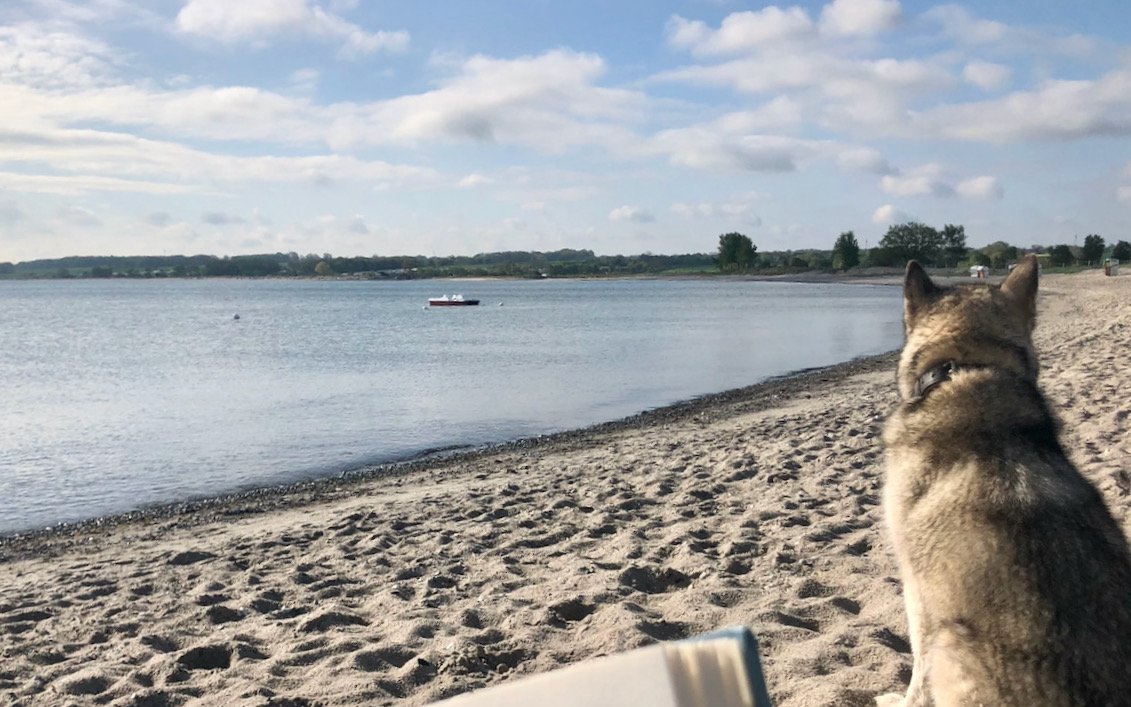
[877,255,1131,706]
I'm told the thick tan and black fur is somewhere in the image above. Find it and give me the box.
[878,255,1131,706]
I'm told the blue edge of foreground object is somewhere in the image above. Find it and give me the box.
[688,626,775,707]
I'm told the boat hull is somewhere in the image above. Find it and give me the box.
[428,299,480,306]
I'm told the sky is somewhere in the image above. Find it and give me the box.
[2,0,1131,262]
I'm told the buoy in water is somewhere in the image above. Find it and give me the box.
[233,313,240,320]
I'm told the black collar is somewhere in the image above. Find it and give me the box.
[914,360,958,399]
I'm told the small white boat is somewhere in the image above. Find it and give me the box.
[427,294,480,307]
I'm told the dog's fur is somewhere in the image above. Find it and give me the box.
[878,255,1131,706]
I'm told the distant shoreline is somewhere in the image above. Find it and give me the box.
[2,272,896,283]
[0,268,972,286]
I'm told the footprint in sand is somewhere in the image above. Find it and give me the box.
[298,609,368,633]
[770,610,821,633]
[75,580,118,601]
[176,643,232,671]
[546,598,596,626]
[617,565,691,594]
[168,550,215,566]
[205,605,244,624]
[354,645,419,673]
[56,668,110,697]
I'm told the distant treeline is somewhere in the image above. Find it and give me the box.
[0,250,719,280]
[8,230,1124,281]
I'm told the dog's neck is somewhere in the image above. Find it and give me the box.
[912,354,1040,403]
[913,360,993,400]
[891,361,1063,460]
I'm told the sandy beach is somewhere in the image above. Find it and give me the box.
[2,270,1128,707]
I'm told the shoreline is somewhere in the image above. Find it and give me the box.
[0,267,978,287]
[0,349,898,557]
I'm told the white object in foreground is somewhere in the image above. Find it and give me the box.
[432,627,773,707]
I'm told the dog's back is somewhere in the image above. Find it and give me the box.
[881,256,1131,706]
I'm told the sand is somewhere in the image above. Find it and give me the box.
[2,270,1128,707]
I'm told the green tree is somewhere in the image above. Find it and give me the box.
[878,222,943,266]
[941,224,967,267]
[1081,234,1105,264]
[982,241,1020,269]
[832,231,861,270]
[716,232,756,272]
[1048,245,1075,267]
[314,260,334,277]
[1112,240,1131,262]
[967,251,991,267]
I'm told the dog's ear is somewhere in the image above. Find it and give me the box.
[903,260,938,330]
[1001,254,1038,330]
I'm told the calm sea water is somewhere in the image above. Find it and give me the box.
[0,278,902,534]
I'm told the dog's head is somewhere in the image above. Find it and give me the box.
[896,254,1039,402]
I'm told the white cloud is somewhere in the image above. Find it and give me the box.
[717,98,806,131]
[671,195,761,225]
[289,68,320,94]
[913,68,1131,142]
[880,163,955,197]
[819,0,901,37]
[609,205,655,223]
[347,214,369,234]
[175,0,409,56]
[458,173,493,188]
[652,125,820,172]
[176,0,308,40]
[1117,186,1131,203]
[956,175,1003,200]
[0,24,121,89]
[665,16,710,51]
[924,5,1096,56]
[872,204,908,224]
[962,62,1011,91]
[497,182,599,207]
[666,8,815,55]
[923,5,1008,44]
[655,27,951,138]
[867,58,946,89]
[837,147,895,174]
[331,50,649,153]
[57,205,102,227]
[877,166,1000,201]
[653,54,833,96]
[0,81,332,145]
[203,211,245,225]
[656,4,1118,147]
[0,171,204,196]
[7,0,162,25]
[0,124,437,195]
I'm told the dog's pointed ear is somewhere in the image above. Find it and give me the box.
[903,260,937,330]
[1001,254,1038,330]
